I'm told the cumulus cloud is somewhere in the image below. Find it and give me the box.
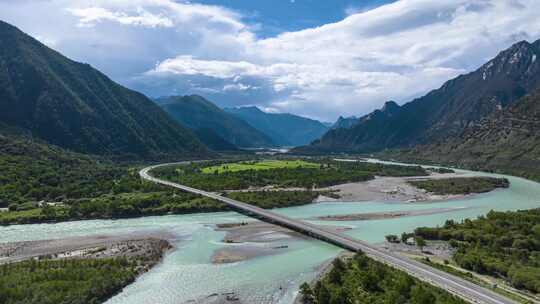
[67,7,174,28]
[1,0,540,120]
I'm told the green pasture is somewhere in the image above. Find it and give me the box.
[201,160,319,174]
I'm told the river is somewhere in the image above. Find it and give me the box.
[1,164,539,303]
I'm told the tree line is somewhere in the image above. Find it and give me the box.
[413,209,540,293]
[299,253,467,304]
[0,257,141,304]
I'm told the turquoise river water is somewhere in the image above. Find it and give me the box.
[1,162,540,303]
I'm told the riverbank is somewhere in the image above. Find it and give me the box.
[293,252,354,304]
[225,171,484,203]
[322,172,475,202]
[0,231,173,304]
[313,207,468,221]
[0,230,173,264]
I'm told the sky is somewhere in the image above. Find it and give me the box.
[1,0,540,122]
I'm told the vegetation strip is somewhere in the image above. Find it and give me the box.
[0,149,433,226]
[0,238,171,304]
[413,209,540,294]
[408,177,510,195]
[299,253,467,304]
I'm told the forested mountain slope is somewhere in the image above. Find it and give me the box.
[331,115,359,129]
[391,87,540,181]
[225,106,329,146]
[0,20,208,159]
[157,95,274,149]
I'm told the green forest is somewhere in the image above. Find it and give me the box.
[299,253,466,304]
[0,258,142,304]
[414,209,540,293]
[0,188,328,225]
[226,190,330,208]
[0,136,138,207]
[0,140,427,226]
[409,177,509,195]
[153,159,428,191]
[0,140,330,224]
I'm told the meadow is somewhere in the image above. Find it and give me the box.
[201,159,320,174]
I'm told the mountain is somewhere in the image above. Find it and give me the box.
[156,95,275,149]
[297,40,540,153]
[322,121,334,128]
[394,87,540,181]
[192,128,238,151]
[224,106,329,146]
[0,20,209,159]
[332,116,359,129]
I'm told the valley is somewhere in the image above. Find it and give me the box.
[1,4,540,304]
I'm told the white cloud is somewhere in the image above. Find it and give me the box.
[149,55,261,78]
[1,0,540,120]
[67,7,174,28]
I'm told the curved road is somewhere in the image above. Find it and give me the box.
[140,162,515,304]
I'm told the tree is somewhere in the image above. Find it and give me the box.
[532,224,540,237]
[415,236,426,252]
[299,283,314,304]
[410,285,436,304]
[328,259,345,285]
[316,284,331,304]
[401,232,413,244]
[385,234,399,243]
[314,281,330,304]
[41,205,57,218]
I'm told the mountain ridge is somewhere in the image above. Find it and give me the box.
[0,20,209,159]
[387,86,540,181]
[157,95,275,149]
[224,106,329,146]
[296,39,540,153]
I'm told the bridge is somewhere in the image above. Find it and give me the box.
[140,163,515,304]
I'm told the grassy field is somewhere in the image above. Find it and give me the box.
[201,160,319,174]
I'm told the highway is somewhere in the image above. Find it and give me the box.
[140,162,515,304]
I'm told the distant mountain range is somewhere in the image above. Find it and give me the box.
[224,106,329,146]
[156,95,275,150]
[4,15,539,179]
[0,20,209,159]
[297,39,540,154]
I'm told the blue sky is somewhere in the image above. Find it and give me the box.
[1,0,539,121]
[194,0,396,38]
